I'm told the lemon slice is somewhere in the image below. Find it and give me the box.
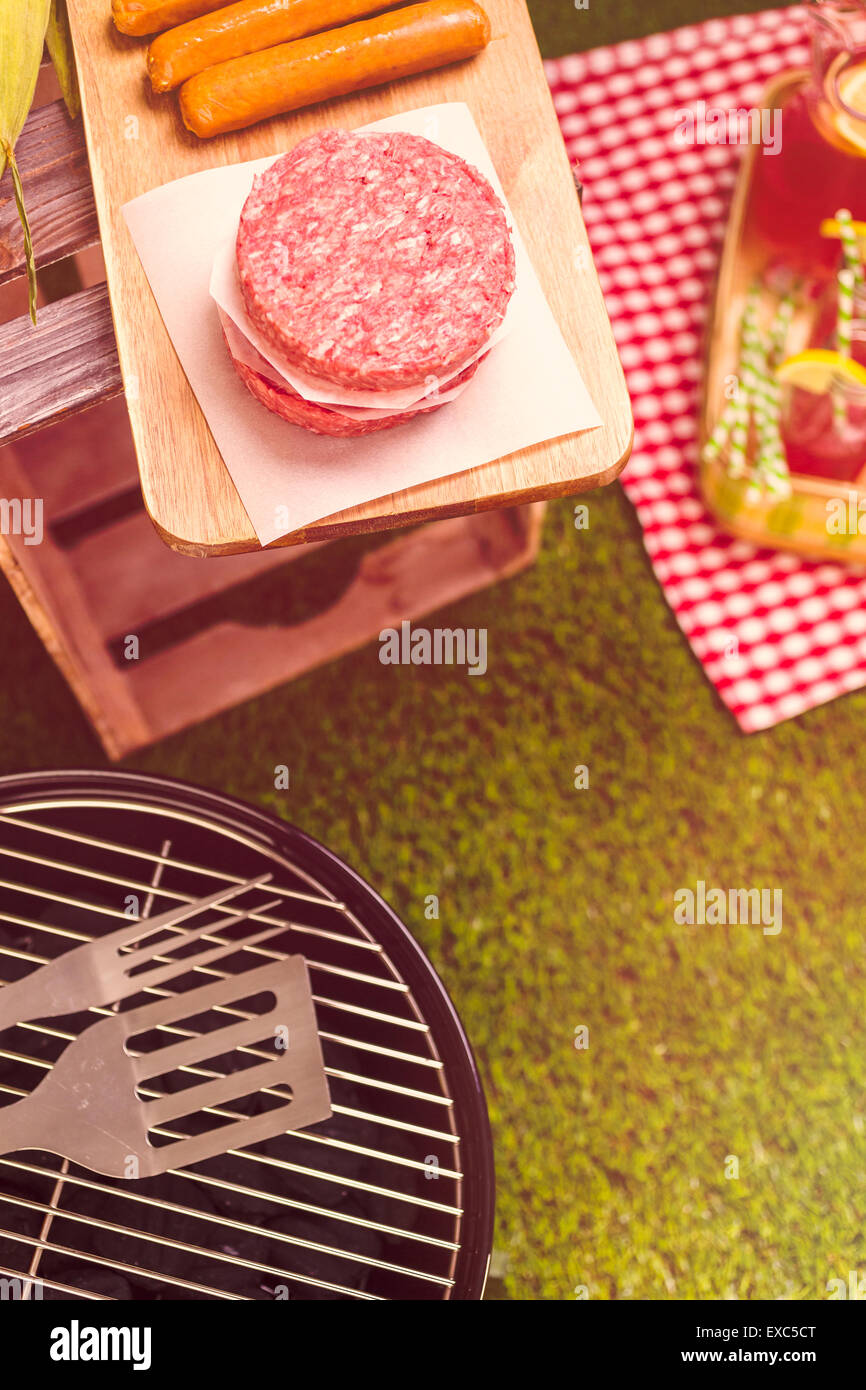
[820,216,866,244]
[834,61,866,154]
[776,349,866,394]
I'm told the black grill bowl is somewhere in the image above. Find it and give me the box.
[0,769,494,1301]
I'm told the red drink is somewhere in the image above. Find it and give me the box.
[752,88,866,273]
[781,288,866,480]
[783,367,866,480]
[751,2,866,274]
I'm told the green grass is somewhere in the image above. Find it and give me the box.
[3,491,865,1301]
[527,0,788,58]
[2,3,863,1302]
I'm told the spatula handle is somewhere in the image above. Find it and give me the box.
[0,1093,54,1160]
[0,983,31,1036]
[0,967,60,1036]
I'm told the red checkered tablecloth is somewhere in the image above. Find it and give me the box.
[546,7,866,732]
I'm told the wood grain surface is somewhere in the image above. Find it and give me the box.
[66,0,632,555]
[0,99,98,285]
[0,283,123,446]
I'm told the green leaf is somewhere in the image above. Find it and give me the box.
[3,142,38,325]
[45,0,80,121]
[0,0,56,323]
[0,0,52,178]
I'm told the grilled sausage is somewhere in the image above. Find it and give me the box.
[112,0,225,35]
[149,0,397,93]
[179,0,490,139]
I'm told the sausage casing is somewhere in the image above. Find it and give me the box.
[112,0,228,36]
[179,0,491,139]
[149,1,398,93]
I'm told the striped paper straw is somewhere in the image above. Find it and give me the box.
[838,266,856,358]
[710,281,792,496]
[769,292,795,363]
[751,294,793,497]
[757,421,791,496]
[752,395,789,497]
[741,286,767,411]
[702,397,737,462]
[834,266,858,426]
[727,404,750,479]
[705,283,760,470]
[732,283,764,481]
[835,209,864,286]
[765,322,792,496]
[744,463,763,505]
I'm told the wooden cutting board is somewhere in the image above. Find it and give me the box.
[66,0,632,555]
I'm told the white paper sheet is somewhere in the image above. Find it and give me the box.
[214,278,482,419]
[210,233,513,413]
[123,103,602,546]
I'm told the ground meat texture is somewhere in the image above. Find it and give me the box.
[236,129,515,392]
[227,335,482,436]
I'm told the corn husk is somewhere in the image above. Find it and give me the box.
[0,0,52,323]
[45,1,79,120]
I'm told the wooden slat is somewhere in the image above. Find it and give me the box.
[0,99,98,286]
[0,444,151,759]
[4,396,138,519]
[0,284,123,447]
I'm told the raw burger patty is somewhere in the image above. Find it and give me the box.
[227,339,481,437]
[236,128,515,392]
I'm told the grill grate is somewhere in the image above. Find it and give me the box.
[0,774,492,1300]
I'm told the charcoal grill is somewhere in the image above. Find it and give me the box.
[0,770,494,1300]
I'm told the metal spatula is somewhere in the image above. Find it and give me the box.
[0,957,331,1178]
[0,875,282,1033]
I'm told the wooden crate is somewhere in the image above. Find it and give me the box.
[0,399,545,758]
